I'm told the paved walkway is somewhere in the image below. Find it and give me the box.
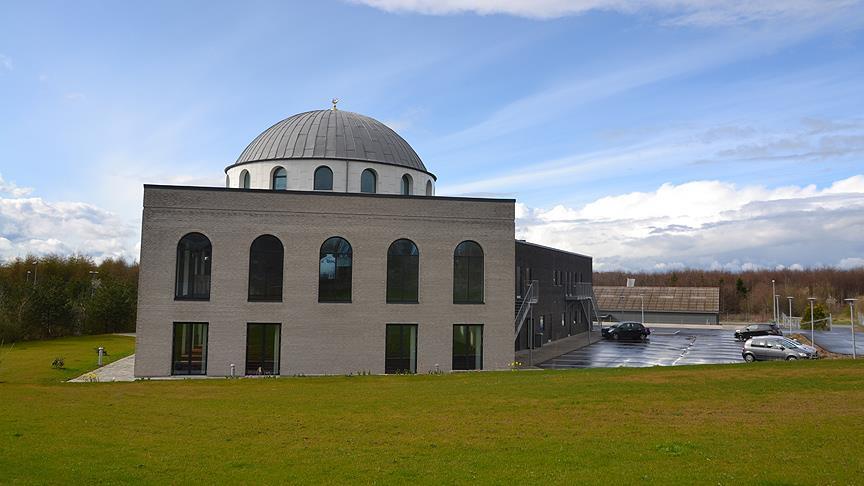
[69,354,136,382]
[804,327,864,356]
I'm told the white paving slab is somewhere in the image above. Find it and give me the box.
[69,354,136,382]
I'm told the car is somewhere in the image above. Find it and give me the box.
[742,336,818,362]
[602,321,651,341]
[734,323,782,341]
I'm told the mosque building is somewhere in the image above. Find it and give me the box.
[134,102,594,377]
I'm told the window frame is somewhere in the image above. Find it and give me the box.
[240,169,251,189]
[271,166,287,190]
[452,324,483,371]
[174,232,212,301]
[171,322,208,376]
[401,174,413,195]
[318,236,353,303]
[453,240,484,304]
[314,165,334,191]
[247,234,284,302]
[361,168,377,194]
[245,323,281,375]
[385,323,418,374]
[386,238,420,304]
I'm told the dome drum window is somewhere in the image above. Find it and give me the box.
[314,166,333,191]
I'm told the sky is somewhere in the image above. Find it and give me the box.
[0,0,863,271]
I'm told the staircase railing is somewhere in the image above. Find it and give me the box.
[514,280,539,340]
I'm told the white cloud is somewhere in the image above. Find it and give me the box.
[0,173,33,197]
[516,175,864,271]
[0,194,138,262]
[351,0,861,25]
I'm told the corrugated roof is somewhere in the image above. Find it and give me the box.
[228,110,429,173]
[594,286,720,314]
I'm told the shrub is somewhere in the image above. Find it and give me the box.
[51,357,65,369]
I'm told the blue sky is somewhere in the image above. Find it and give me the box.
[1,0,863,270]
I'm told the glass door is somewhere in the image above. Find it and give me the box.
[246,323,281,375]
[385,324,417,374]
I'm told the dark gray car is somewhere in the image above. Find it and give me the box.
[742,336,818,362]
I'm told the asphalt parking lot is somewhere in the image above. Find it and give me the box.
[808,327,864,355]
[539,327,745,369]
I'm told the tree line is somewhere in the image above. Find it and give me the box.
[594,267,864,322]
[0,255,138,343]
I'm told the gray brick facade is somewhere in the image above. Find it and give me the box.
[134,185,516,377]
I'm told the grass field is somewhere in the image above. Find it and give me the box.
[0,334,135,384]
[0,338,862,484]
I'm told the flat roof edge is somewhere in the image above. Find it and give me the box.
[143,184,515,203]
[516,239,593,260]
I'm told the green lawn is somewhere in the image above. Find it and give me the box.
[0,339,863,484]
[0,334,135,384]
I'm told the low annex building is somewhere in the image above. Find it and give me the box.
[594,286,720,325]
[134,104,593,377]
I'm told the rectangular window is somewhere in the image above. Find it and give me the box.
[453,324,483,370]
[172,322,208,375]
[246,323,281,375]
[385,324,417,374]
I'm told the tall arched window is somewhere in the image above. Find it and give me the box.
[225,175,230,188]
[319,237,352,302]
[401,174,413,195]
[241,170,251,189]
[387,239,419,303]
[314,166,333,191]
[425,180,433,196]
[361,169,377,194]
[453,241,484,304]
[272,167,287,190]
[175,232,212,300]
[248,235,283,302]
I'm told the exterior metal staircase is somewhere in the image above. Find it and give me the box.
[566,282,603,331]
[514,280,539,340]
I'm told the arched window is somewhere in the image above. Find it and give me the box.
[453,241,484,304]
[248,235,283,302]
[387,239,419,303]
[319,237,352,302]
[314,166,333,191]
[272,167,287,190]
[401,174,413,195]
[175,232,211,300]
[425,180,433,196]
[361,169,377,194]
[225,175,230,188]
[241,170,251,189]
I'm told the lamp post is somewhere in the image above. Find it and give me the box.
[845,298,857,359]
[26,270,31,284]
[808,297,816,349]
[772,280,777,323]
[787,296,794,334]
[774,295,780,325]
[639,294,645,324]
[32,262,38,285]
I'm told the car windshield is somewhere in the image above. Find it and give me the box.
[778,339,800,348]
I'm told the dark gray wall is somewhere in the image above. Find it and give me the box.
[515,242,593,351]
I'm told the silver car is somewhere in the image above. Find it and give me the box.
[742,336,818,362]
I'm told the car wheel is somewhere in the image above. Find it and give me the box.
[786,355,798,361]
[612,333,619,340]
[743,353,756,363]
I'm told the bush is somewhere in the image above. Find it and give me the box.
[51,357,65,369]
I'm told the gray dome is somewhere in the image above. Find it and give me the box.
[230,109,429,173]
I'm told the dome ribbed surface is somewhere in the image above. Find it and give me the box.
[232,110,427,172]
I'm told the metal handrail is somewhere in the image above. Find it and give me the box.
[514,280,539,339]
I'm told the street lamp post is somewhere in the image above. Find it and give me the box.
[639,295,645,324]
[787,296,794,334]
[845,298,857,359]
[808,297,817,349]
[32,262,38,285]
[772,280,777,323]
